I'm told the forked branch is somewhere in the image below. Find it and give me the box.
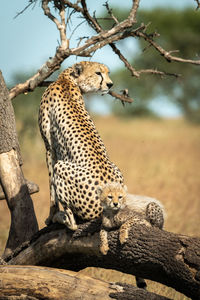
[9,0,200,101]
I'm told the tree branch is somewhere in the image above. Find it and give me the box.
[0,265,171,300]
[9,0,199,101]
[0,180,39,200]
[42,0,69,49]
[5,221,200,299]
[194,0,200,10]
[135,31,200,65]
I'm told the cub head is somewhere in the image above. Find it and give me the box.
[71,61,113,94]
[98,183,127,211]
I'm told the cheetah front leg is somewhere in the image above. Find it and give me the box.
[52,209,77,231]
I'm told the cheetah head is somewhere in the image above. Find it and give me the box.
[70,61,113,94]
[98,183,127,211]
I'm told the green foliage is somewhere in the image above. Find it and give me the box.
[110,8,200,122]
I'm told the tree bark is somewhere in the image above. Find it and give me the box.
[0,179,39,200]
[0,71,38,257]
[0,265,171,300]
[4,221,200,300]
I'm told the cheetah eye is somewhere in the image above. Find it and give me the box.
[118,195,123,200]
[107,195,113,200]
[96,72,102,76]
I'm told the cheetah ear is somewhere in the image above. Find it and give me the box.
[71,63,83,78]
[96,186,103,196]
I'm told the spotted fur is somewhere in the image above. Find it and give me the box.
[98,183,165,254]
[38,61,124,229]
[98,183,165,290]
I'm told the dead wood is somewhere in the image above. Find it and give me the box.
[0,180,39,200]
[3,220,200,300]
[0,265,172,300]
[0,71,38,257]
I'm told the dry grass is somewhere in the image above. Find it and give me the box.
[0,116,199,299]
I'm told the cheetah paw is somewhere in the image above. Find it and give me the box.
[52,211,77,231]
[45,216,53,226]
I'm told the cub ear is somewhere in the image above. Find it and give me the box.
[123,185,128,192]
[71,63,83,78]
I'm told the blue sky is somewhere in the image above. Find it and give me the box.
[0,0,194,117]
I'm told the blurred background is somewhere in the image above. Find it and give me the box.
[0,1,200,299]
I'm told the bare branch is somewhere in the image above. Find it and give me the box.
[136,31,200,65]
[42,0,69,49]
[9,1,141,100]
[109,43,140,78]
[80,0,102,31]
[9,0,200,101]
[194,0,200,10]
[14,0,38,19]
[108,90,133,104]
[137,69,180,78]
[129,0,140,23]
[103,1,119,25]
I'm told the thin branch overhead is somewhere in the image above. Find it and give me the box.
[194,0,200,10]
[9,0,200,101]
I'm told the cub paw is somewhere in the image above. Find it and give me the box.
[100,244,109,255]
[119,230,128,244]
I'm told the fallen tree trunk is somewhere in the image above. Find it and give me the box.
[4,221,200,299]
[0,265,171,300]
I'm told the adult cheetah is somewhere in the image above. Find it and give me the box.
[39,61,124,229]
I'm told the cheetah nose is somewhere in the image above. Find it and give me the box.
[107,82,113,89]
[113,202,118,207]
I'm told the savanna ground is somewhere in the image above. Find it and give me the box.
[0,114,200,299]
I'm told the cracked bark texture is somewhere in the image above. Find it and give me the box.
[0,265,171,300]
[4,221,200,299]
[0,71,38,257]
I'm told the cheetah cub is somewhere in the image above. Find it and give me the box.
[98,183,165,255]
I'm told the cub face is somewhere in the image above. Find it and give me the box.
[98,183,127,211]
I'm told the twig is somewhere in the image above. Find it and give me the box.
[14,0,38,19]
[80,0,102,31]
[42,0,69,49]
[9,0,200,101]
[135,31,200,65]
[109,44,140,78]
[103,1,119,25]
[194,0,200,10]
[136,69,180,78]
[39,81,134,104]
[108,90,133,103]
